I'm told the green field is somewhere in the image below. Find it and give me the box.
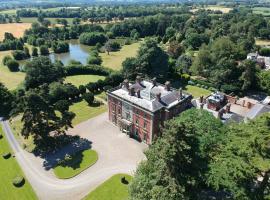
[0,51,25,90]
[184,85,211,98]
[253,7,270,16]
[100,41,141,70]
[53,149,98,179]
[20,17,74,24]
[0,126,37,200]
[70,100,107,125]
[65,75,105,87]
[84,174,132,200]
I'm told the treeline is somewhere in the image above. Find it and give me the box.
[16,5,189,20]
[0,33,24,51]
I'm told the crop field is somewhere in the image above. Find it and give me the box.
[191,5,232,13]
[0,23,31,41]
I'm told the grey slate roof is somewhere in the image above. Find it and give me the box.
[246,103,270,119]
[111,80,191,112]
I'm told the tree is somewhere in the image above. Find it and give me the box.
[239,60,258,91]
[32,47,38,57]
[207,113,270,199]
[24,57,65,89]
[39,45,49,55]
[12,50,27,60]
[167,41,184,59]
[0,83,14,118]
[78,85,86,95]
[6,59,19,72]
[79,32,108,46]
[2,55,12,65]
[129,109,225,200]
[87,50,102,65]
[122,57,138,80]
[83,92,94,105]
[104,41,120,55]
[258,71,270,95]
[259,48,270,56]
[72,17,81,25]
[24,46,30,58]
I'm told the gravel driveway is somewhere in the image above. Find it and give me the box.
[2,112,146,200]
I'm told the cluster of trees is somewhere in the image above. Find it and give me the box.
[2,55,19,72]
[52,41,69,53]
[0,33,24,51]
[87,50,102,65]
[79,32,108,46]
[130,109,270,200]
[0,14,20,24]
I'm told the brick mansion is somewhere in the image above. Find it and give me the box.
[107,77,192,144]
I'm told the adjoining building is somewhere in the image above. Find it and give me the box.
[107,77,192,144]
[247,52,270,70]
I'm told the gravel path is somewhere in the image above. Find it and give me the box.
[1,112,146,200]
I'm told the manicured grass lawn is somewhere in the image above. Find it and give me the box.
[184,85,211,98]
[84,174,132,200]
[70,100,107,125]
[0,126,37,200]
[100,42,141,70]
[53,149,98,179]
[65,75,105,87]
[0,51,25,89]
[96,91,107,101]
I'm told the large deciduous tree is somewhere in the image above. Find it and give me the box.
[0,83,14,118]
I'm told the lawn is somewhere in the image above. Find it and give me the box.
[84,174,132,200]
[255,39,270,46]
[0,126,37,200]
[65,75,105,87]
[53,149,98,179]
[100,41,141,70]
[253,7,270,16]
[0,51,25,90]
[184,85,211,98]
[70,100,107,126]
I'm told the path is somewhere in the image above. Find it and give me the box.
[1,112,146,200]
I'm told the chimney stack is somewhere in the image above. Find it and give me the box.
[136,89,141,98]
[152,77,157,87]
[156,92,161,102]
[123,79,129,90]
[129,87,135,96]
[165,81,171,91]
[136,75,142,84]
[225,103,231,113]
[179,87,183,100]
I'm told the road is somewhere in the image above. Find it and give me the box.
[1,113,146,200]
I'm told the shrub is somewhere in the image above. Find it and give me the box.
[188,80,195,85]
[32,47,38,57]
[2,152,11,159]
[6,59,19,72]
[12,50,27,60]
[12,176,25,187]
[2,55,12,65]
[0,134,3,139]
[83,92,95,105]
[79,85,86,94]
[40,45,49,55]
[196,84,201,87]
[181,73,190,84]
[259,48,270,56]
[66,65,111,76]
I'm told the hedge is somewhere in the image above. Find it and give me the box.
[66,65,111,76]
[2,152,11,159]
[0,134,3,139]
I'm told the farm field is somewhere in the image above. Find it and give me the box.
[252,7,270,16]
[100,42,141,70]
[0,126,37,200]
[53,149,98,179]
[65,75,105,87]
[84,174,132,200]
[256,39,270,46]
[0,23,31,41]
[191,5,232,13]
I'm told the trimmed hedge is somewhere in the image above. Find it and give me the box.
[12,176,25,187]
[2,152,11,159]
[66,65,111,76]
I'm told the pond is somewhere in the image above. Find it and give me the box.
[49,40,91,65]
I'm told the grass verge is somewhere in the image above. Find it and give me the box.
[83,174,132,200]
[53,149,98,179]
[0,125,37,200]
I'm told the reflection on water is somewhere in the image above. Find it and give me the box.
[49,40,90,65]
[19,40,91,68]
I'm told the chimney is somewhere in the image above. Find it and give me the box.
[136,75,142,84]
[179,87,183,100]
[156,92,161,102]
[199,96,204,103]
[152,77,157,87]
[136,89,141,98]
[129,87,135,96]
[165,81,171,91]
[218,109,223,119]
[123,79,129,90]
[225,103,231,113]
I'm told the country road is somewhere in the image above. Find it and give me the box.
[1,113,146,200]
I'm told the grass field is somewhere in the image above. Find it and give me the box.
[253,7,270,16]
[20,17,74,24]
[100,42,141,70]
[53,149,98,179]
[0,23,31,41]
[70,100,107,126]
[65,75,105,87]
[0,126,37,200]
[0,51,25,90]
[191,5,232,13]
[255,39,270,46]
[84,174,132,200]
[184,85,211,98]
